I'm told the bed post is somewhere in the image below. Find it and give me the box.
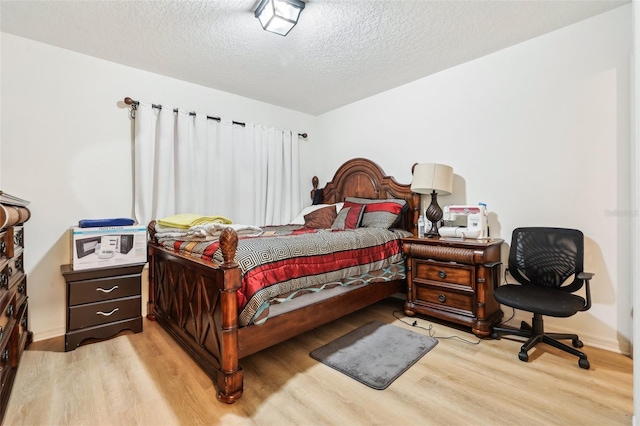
[216,227,244,403]
[147,220,157,320]
[411,191,421,237]
[410,164,421,237]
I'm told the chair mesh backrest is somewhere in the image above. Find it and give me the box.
[509,227,584,293]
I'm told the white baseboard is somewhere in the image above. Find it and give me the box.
[32,327,66,343]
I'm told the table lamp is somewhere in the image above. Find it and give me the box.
[411,163,453,237]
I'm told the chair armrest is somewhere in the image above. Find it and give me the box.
[578,272,594,280]
[484,261,502,268]
[578,272,593,311]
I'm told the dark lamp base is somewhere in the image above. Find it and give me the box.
[425,190,443,237]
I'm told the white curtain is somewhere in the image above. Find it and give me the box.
[133,102,302,227]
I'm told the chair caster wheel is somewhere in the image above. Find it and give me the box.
[491,331,499,339]
[572,339,584,348]
[518,351,529,362]
[578,358,590,369]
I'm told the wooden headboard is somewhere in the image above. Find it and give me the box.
[311,158,420,235]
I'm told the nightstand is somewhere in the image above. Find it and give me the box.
[61,263,145,351]
[402,236,504,337]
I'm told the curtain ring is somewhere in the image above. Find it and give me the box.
[129,102,138,119]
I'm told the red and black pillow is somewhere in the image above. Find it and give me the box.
[331,202,365,230]
[343,197,407,229]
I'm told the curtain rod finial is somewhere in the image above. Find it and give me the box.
[124,97,134,105]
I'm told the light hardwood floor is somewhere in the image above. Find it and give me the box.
[4,297,633,425]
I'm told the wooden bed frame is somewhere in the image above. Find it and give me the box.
[146,157,419,403]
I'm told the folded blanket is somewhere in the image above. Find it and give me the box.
[155,222,263,242]
[157,213,232,229]
[190,223,263,238]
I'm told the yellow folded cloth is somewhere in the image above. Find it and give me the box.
[157,213,232,229]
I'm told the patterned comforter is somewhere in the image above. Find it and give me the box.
[157,225,412,325]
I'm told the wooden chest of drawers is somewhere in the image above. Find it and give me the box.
[61,263,145,351]
[403,237,504,337]
[0,193,32,422]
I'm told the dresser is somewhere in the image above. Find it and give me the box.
[403,236,504,337]
[0,192,32,421]
[61,263,145,351]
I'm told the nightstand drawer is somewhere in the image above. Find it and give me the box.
[68,274,141,306]
[414,283,474,315]
[68,296,141,330]
[413,260,473,287]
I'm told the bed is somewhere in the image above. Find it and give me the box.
[146,157,419,403]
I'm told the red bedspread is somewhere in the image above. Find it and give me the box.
[158,225,411,325]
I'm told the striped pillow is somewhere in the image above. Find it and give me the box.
[331,203,365,230]
[344,197,407,229]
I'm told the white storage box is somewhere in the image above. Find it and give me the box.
[71,225,147,270]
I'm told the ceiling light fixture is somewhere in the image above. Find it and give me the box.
[255,0,305,36]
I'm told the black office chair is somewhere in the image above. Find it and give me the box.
[491,227,593,369]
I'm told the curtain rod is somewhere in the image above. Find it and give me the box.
[124,97,308,139]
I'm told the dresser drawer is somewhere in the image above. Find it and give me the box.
[14,276,27,307]
[414,282,474,316]
[0,264,8,291]
[0,291,13,340]
[68,274,141,306]
[68,296,141,330]
[15,301,29,359]
[7,252,24,289]
[0,346,11,390]
[0,229,9,261]
[413,260,474,287]
[13,226,24,251]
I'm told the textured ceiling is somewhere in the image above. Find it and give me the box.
[0,0,629,115]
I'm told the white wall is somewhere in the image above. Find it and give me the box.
[310,6,632,353]
[0,34,317,340]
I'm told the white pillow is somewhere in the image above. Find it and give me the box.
[290,203,344,225]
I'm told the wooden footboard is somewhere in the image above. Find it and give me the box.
[148,222,405,403]
[148,221,244,403]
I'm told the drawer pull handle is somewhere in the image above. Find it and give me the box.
[96,308,119,317]
[1,349,8,363]
[96,285,119,293]
[438,270,447,279]
[6,305,14,317]
[438,294,446,303]
[0,241,5,254]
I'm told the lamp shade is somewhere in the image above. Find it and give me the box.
[255,0,305,36]
[411,163,453,195]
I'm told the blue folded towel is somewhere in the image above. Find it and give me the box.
[78,218,136,228]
